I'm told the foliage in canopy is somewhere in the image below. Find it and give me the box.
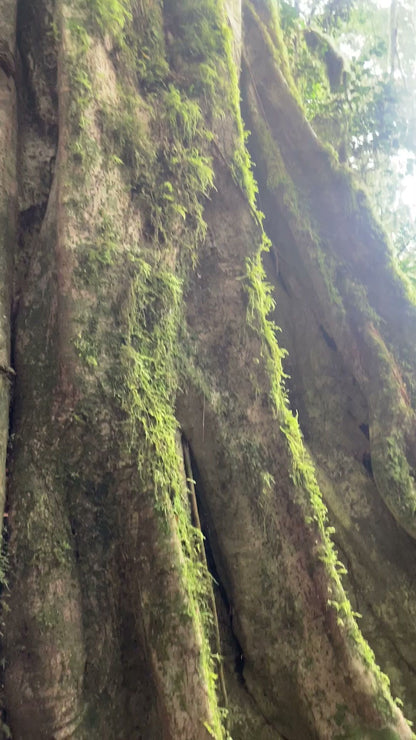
[280,0,416,281]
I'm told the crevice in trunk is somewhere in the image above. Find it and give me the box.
[11,0,59,412]
[181,436,229,717]
[181,435,288,738]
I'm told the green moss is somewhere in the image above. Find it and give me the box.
[376,434,416,522]
[244,243,401,722]
[98,88,157,179]
[241,135,401,736]
[60,0,412,734]
[163,0,229,107]
[133,2,170,91]
[243,72,348,321]
[304,28,345,93]
[245,1,301,104]
[231,134,260,213]
[241,209,408,720]
[315,246,345,310]
[82,0,131,45]
[245,237,289,417]
[61,2,238,734]
[97,82,214,259]
[342,276,379,323]
[115,261,227,735]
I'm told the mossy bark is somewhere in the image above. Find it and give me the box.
[241,0,416,727]
[1,1,416,739]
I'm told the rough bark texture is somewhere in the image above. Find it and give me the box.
[1,0,416,739]
[0,0,16,555]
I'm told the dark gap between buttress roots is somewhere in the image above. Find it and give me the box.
[181,435,246,685]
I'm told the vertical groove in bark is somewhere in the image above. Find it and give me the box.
[182,437,229,720]
[0,0,16,530]
[0,3,17,736]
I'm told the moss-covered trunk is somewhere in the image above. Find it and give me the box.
[1,0,416,738]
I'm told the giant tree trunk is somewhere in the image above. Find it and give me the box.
[1,0,416,738]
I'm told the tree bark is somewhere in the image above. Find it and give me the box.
[1,1,416,739]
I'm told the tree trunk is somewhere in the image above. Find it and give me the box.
[1,0,416,738]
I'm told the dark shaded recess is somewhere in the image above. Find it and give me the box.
[15,204,48,288]
[362,451,373,478]
[14,0,59,339]
[184,439,246,684]
[359,423,370,440]
[319,324,337,351]
[277,268,291,296]
[18,203,47,234]
[69,518,80,562]
[10,0,59,436]
[5,2,54,525]
[266,244,279,281]
[17,0,58,133]
[0,708,9,740]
